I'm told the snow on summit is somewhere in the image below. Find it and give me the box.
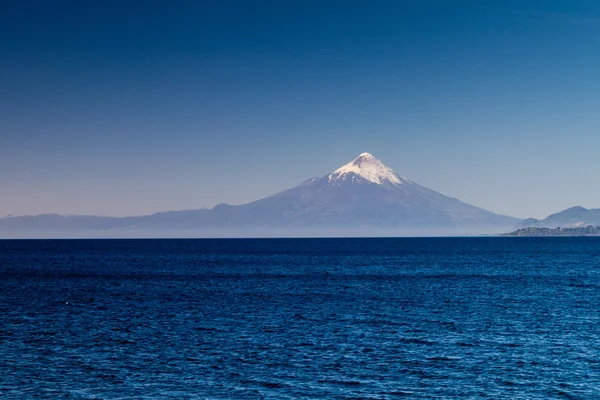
[328,153,409,186]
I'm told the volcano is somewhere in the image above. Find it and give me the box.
[210,152,518,229]
[0,153,519,236]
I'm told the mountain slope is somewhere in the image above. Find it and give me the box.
[0,153,518,235]
[515,206,600,229]
[220,153,517,228]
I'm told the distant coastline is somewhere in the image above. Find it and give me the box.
[505,226,600,237]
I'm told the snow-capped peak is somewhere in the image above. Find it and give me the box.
[328,153,409,186]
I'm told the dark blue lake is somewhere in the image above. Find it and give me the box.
[2,238,600,398]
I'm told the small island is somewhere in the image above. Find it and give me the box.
[505,225,600,236]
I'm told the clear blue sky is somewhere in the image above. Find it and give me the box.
[2,0,600,219]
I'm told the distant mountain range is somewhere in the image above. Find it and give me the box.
[1,153,520,237]
[515,206,600,229]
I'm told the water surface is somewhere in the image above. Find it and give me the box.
[2,238,600,398]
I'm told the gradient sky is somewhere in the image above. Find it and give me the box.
[2,0,600,219]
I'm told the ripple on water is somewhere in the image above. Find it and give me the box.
[2,238,600,398]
